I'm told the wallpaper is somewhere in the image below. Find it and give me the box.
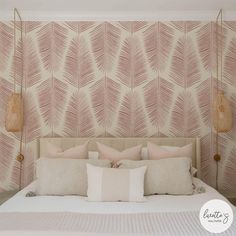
[0,21,235,196]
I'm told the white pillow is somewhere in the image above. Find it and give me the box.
[87,164,147,202]
[36,158,111,196]
[117,158,193,195]
[44,141,89,159]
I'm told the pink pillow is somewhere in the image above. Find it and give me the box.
[45,141,89,159]
[147,142,192,160]
[96,142,142,163]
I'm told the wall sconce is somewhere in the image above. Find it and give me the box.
[5,8,24,190]
[213,9,233,190]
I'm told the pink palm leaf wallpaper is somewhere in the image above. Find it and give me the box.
[0,21,235,197]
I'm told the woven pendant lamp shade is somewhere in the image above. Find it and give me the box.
[213,91,232,133]
[5,93,23,132]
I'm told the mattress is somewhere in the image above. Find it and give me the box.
[0,178,235,236]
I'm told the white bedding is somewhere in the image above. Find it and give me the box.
[0,178,234,213]
[0,178,235,236]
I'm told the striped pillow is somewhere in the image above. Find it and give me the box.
[87,164,147,202]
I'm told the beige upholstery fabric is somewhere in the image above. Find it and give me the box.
[118,158,193,195]
[38,138,200,177]
[36,159,111,196]
[87,164,147,202]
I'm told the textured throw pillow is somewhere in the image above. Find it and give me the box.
[45,141,89,159]
[87,164,147,202]
[96,142,142,163]
[117,158,193,195]
[147,142,193,160]
[36,158,111,196]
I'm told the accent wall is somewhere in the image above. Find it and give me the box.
[0,21,235,196]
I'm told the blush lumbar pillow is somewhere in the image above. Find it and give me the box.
[87,164,147,202]
[117,158,193,195]
[147,142,193,160]
[45,141,89,159]
[96,142,142,163]
[36,158,111,196]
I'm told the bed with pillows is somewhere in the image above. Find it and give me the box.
[0,137,235,236]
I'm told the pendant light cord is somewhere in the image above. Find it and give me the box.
[215,9,223,190]
[14,8,24,190]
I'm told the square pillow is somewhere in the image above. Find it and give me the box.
[44,141,89,159]
[87,164,146,202]
[96,142,142,163]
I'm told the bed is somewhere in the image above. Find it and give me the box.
[0,137,235,236]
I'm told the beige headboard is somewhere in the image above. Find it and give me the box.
[38,137,201,178]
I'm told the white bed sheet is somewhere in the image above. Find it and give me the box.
[0,178,234,214]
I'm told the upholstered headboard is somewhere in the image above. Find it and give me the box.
[38,137,201,177]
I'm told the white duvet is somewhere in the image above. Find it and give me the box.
[0,178,234,213]
[0,178,236,236]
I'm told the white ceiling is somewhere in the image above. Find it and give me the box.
[1,0,236,21]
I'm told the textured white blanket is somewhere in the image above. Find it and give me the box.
[0,211,235,236]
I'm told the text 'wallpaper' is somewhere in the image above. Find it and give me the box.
[0,21,236,195]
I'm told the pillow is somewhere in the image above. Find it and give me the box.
[147,142,193,160]
[147,142,197,176]
[87,164,147,202]
[117,158,193,195]
[96,142,142,163]
[45,141,89,159]
[36,158,111,196]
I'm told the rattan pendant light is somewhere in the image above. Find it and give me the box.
[5,8,24,190]
[213,9,233,190]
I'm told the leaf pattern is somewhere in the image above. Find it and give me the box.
[0,20,236,196]
[37,22,68,72]
[143,77,174,133]
[170,91,200,137]
[143,22,174,72]
[37,78,68,135]
[221,146,236,196]
[170,36,200,88]
[90,77,121,134]
[63,91,94,137]
[118,22,148,33]
[196,79,211,127]
[64,22,95,33]
[200,133,215,184]
[22,36,41,88]
[0,132,18,189]
[23,91,41,143]
[64,36,94,87]
[117,36,147,88]
[197,23,212,71]
[116,91,147,137]
[90,22,121,73]
[0,22,13,73]
[224,37,236,87]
